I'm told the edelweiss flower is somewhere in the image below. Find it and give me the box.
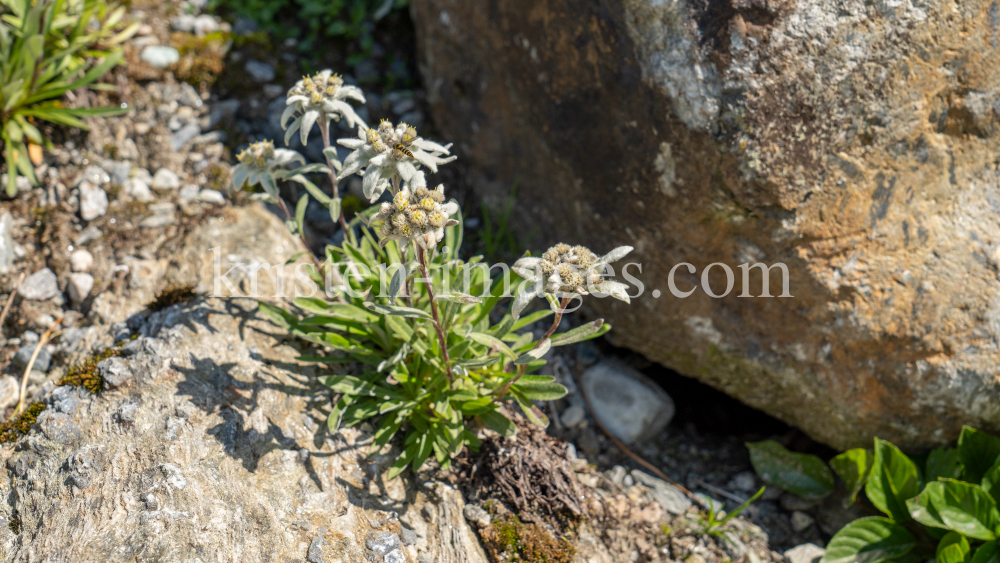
[282,70,366,146]
[369,184,459,250]
[230,140,305,198]
[338,120,457,202]
[511,244,633,318]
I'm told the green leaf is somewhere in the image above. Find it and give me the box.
[550,319,609,347]
[287,173,330,205]
[469,332,517,360]
[513,338,550,365]
[389,265,406,304]
[511,389,549,428]
[386,442,416,480]
[983,459,1000,506]
[928,447,964,483]
[364,302,432,320]
[257,302,298,330]
[511,379,567,401]
[295,194,308,235]
[821,517,916,563]
[907,480,1000,541]
[717,487,766,527]
[971,542,1000,563]
[747,440,836,500]
[329,197,341,224]
[960,427,1000,484]
[457,355,501,369]
[866,438,921,522]
[831,449,873,504]
[936,532,971,563]
[478,409,516,437]
[510,309,553,331]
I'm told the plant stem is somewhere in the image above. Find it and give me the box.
[276,196,323,272]
[418,247,453,384]
[0,272,25,335]
[494,296,569,400]
[16,316,62,415]
[320,114,350,234]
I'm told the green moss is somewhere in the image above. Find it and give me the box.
[482,514,574,563]
[0,402,47,443]
[58,344,124,394]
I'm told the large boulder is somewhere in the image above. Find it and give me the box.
[411,0,1000,449]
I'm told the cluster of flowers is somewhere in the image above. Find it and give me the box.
[369,184,460,250]
[339,119,456,202]
[281,70,366,145]
[230,67,635,308]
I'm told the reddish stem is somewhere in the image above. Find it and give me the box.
[418,247,453,384]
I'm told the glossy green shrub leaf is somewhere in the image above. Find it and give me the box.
[960,427,1000,484]
[747,440,835,500]
[936,532,971,563]
[830,448,872,504]
[821,517,916,563]
[866,438,921,522]
[971,542,1000,563]
[907,480,1000,540]
[928,448,964,483]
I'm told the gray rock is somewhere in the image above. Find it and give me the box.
[170,14,196,32]
[55,397,81,415]
[97,357,133,388]
[366,531,401,556]
[141,215,176,229]
[192,14,220,36]
[400,527,418,546]
[170,123,202,151]
[68,446,99,488]
[560,405,585,427]
[462,505,491,528]
[0,211,18,274]
[791,511,815,532]
[78,182,109,221]
[263,84,285,98]
[117,401,139,424]
[580,360,674,444]
[207,99,240,129]
[74,225,102,246]
[123,178,154,201]
[383,549,405,563]
[161,462,187,490]
[37,411,82,445]
[177,82,203,108]
[70,249,94,273]
[76,165,110,187]
[21,330,39,344]
[151,168,180,190]
[179,185,200,202]
[68,273,94,303]
[728,471,757,493]
[631,469,692,515]
[232,16,258,35]
[13,344,52,373]
[19,268,60,300]
[111,322,130,343]
[307,535,326,563]
[101,160,131,184]
[0,376,19,410]
[785,544,826,563]
[244,60,275,82]
[197,189,226,205]
[140,46,179,68]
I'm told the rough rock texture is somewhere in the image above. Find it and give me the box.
[412,0,1000,448]
[0,298,490,562]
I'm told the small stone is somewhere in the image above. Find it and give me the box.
[76,165,110,186]
[263,84,285,98]
[123,178,154,202]
[400,527,418,546]
[197,189,226,204]
[780,492,819,511]
[141,215,176,229]
[179,185,200,202]
[623,474,634,487]
[580,359,674,444]
[97,356,133,388]
[101,160,131,184]
[37,411,82,444]
[13,345,52,373]
[462,505,491,528]
[0,212,19,274]
[790,510,815,532]
[170,123,202,151]
[70,249,94,272]
[22,330,39,344]
[244,60,275,82]
[785,544,826,563]
[68,446,98,488]
[170,14,196,32]
[607,465,627,487]
[55,396,80,415]
[140,46,179,68]
[365,531,401,556]
[307,535,326,563]
[75,226,102,246]
[383,549,405,563]
[0,376,19,410]
[141,493,159,510]
[161,463,188,490]
[177,82,203,108]
[192,14,219,36]
[19,268,60,300]
[151,168,180,190]
[631,469,693,515]
[78,182,109,221]
[68,273,94,303]
[729,471,757,493]
[560,405,585,427]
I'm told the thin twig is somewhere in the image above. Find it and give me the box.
[0,272,25,336]
[418,247,453,383]
[16,315,63,415]
[319,113,350,233]
[570,362,700,503]
[693,478,748,503]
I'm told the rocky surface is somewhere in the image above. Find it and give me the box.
[411,0,1000,449]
